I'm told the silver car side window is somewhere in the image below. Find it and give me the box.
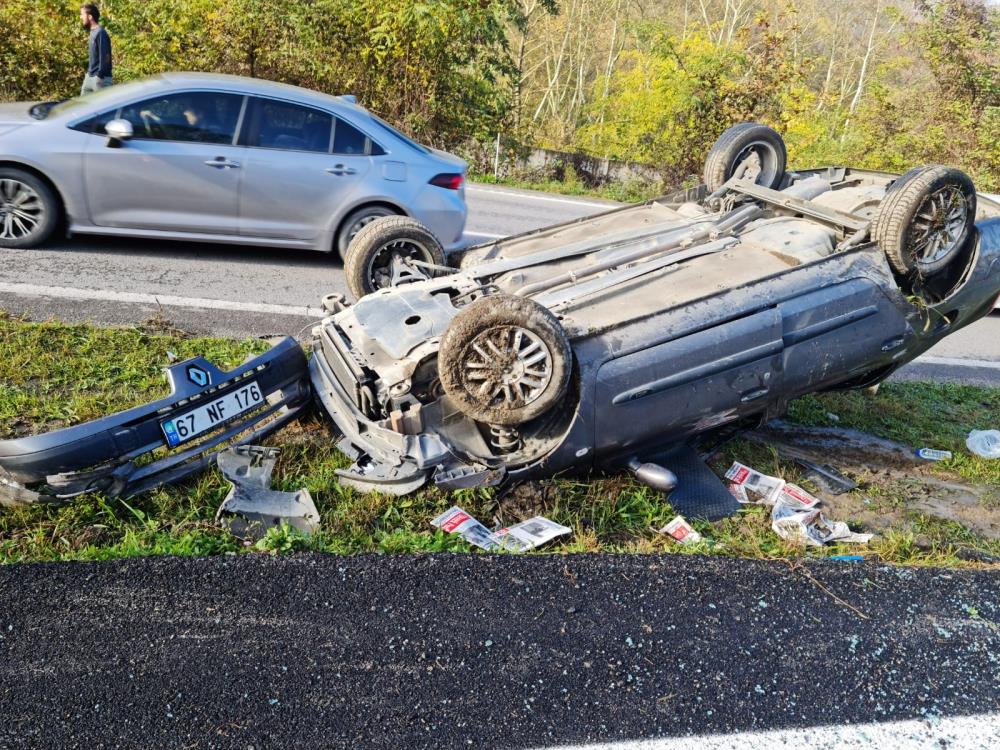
[332,118,368,155]
[245,98,333,153]
[119,92,243,144]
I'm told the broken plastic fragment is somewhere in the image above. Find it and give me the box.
[794,459,857,495]
[215,446,319,541]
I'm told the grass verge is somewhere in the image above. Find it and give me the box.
[1,314,998,566]
[470,172,662,204]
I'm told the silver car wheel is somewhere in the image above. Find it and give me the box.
[0,179,44,241]
[366,239,437,290]
[463,326,553,408]
[348,212,391,244]
[911,186,969,268]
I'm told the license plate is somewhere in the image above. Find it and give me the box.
[161,381,264,447]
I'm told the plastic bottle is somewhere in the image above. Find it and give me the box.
[966,430,1000,459]
[916,448,952,461]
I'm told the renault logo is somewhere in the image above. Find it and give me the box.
[186,365,210,387]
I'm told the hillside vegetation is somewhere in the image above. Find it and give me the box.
[1,0,996,188]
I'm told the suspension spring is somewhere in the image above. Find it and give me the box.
[489,425,522,453]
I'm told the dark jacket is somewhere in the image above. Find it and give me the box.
[87,26,112,78]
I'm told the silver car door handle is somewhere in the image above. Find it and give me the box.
[325,165,357,176]
[204,158,241,169]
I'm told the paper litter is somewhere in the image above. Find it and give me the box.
[659,515,702,545]
[430,506,571,552]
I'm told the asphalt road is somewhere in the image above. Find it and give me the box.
[1,553,998,749]
[0,182,998,384]
[0,184,615,336]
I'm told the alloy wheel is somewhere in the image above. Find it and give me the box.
[910,186,969,269]
[0,179,44,241]
[461,326,554,409]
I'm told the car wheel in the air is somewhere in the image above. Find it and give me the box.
[703,123,787,193]
[0,168,59,249]
[438,294,572,426]
[336,205,399,258]
[344,216,447,299]
[873,165,977,277]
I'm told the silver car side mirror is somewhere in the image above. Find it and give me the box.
[105,118,133,146]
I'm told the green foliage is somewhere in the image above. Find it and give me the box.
[574,1,998,190]
[577,21,814,183]
[0,0,527,145]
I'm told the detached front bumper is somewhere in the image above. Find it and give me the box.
[0,337,311,507]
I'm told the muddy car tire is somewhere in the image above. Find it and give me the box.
[344,216,446,299]
[873,165,976,277]
[439,295,572,426]
[0,168,60,249]
[703,123,787,193]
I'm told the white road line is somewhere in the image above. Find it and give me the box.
[467,184,617,209]
[912,354,1000,370]
[2,281,999,373]
[535,713,1000,750]
[0,282,326,318]
[465,230,507,239]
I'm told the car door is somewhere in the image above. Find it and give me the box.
[594,308,786,452]
[238,97,372,242]
[778,277,913,394]
[83,91,245,234]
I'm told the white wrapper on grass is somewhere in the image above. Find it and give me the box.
[431,506,499,551]
[431,506,570,552]
[777,483,821,510]
[493,517,572,552]
[725,461,785,504]
[967,430,1000,459]
[771,500,873,547]
[659,515,703,544]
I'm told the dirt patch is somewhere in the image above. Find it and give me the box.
[751,421,1000,539]
[494,479,562,523]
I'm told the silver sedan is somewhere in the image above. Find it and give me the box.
[0,72,467,257]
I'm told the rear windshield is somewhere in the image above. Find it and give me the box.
[365,114,429,155]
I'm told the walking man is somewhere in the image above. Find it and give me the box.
[80,4,112,95]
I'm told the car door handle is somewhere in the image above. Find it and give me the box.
[325,165,357,176]
[204,158,241,169]
[739,386,770,403]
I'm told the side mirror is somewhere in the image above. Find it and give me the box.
[105,118,133,147]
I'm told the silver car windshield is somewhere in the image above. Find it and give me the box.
[43,79,153,120]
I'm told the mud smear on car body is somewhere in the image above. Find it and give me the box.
[752,422,1000,540]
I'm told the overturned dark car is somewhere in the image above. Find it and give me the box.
[2,124,999,507]
[316,124,1000,495]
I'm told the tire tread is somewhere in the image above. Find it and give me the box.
[343,216,445,299]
